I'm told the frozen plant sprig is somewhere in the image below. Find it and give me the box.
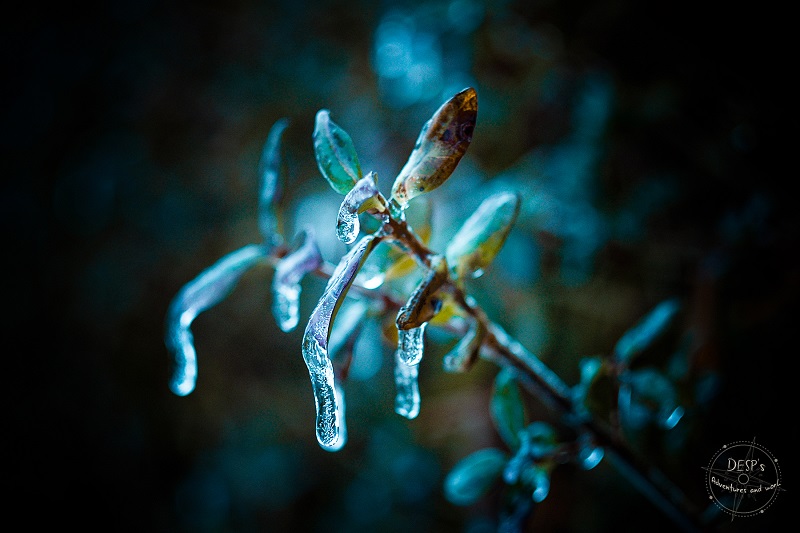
[166,88,708,532]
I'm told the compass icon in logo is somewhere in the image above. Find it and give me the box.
[702,438,784,518]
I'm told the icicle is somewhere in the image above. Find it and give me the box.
[396,323,427,366]
[301,235,381,449]
[271,228,322,332]
[165,244,267,396]
[302,334,344,449]
[336,173,380,245]
[394,348,421,419]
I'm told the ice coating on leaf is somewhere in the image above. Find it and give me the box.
[394,348,421,419]
[395,255,447,330]
[391,87,477,207]
[445,191,521,280]
[397,323,427,366]
[336,173,380,244]
[301,235,379,449]
[443,317,486,373]
[165,244,267,396]
[271,228,323,332]
[313,109,362,195]
[257,118,289,244]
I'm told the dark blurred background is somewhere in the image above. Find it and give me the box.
[4,0,796,531]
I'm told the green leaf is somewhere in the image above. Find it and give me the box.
[444,448,507,506]
[445,191,521,280]
[313,109,362,195]
[490,368,527,450]
[390,87,477,207]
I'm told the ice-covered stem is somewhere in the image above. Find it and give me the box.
[482,325,705,533]
[378,209,705,532]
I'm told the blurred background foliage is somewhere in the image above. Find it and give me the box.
[4,0,795,531]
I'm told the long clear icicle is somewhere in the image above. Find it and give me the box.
[394,348,421,420]
[303,334,347,450]
[165,244,267,396]
[302,235,379,449]
[336,173,380,245]
[271,228,322,332]
[394,323,427,419]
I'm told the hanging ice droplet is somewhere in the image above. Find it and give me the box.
[396,323,427,366]
[336,210,359,245]
[394,349,420,419]
[302,333,344,449]
[273,283,300,332]
[336,173,380,245]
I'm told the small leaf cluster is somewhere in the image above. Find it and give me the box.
[444,367,604,529]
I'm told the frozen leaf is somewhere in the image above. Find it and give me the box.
[336,173,382,245]
[257,118,289,243]
[491,368,527,450]
[444,448,507,506]
[271,228,323,332]
[313,109,361,195]
[445,191,521,281]
[391,87,477,208]
[395,255,447,331]
[166,244,268,396]
[613,299,681,366]
[302,235,381,449]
